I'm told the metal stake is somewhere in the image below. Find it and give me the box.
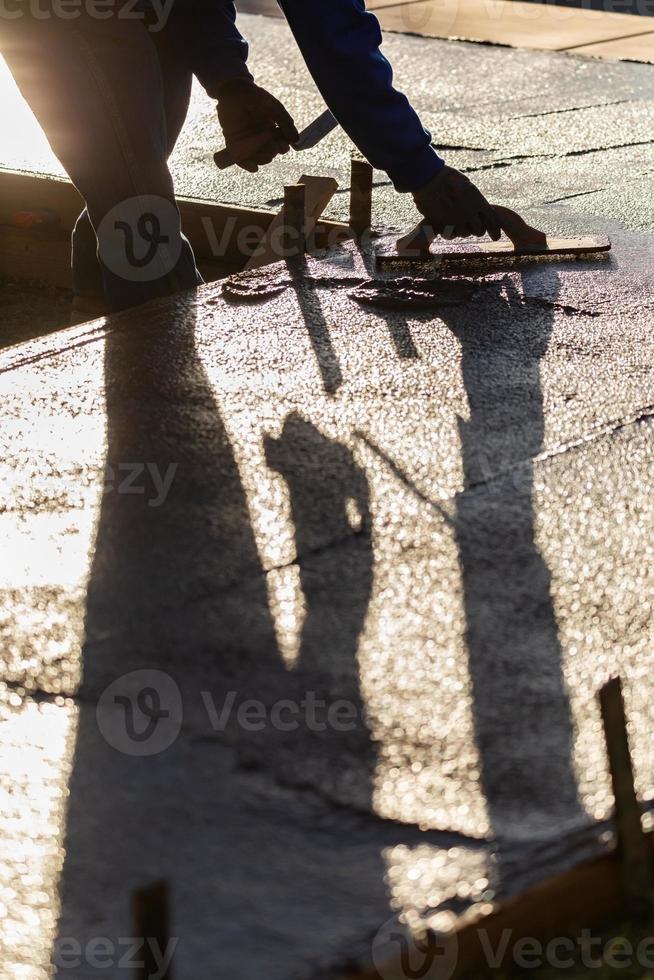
[133,880,173,979]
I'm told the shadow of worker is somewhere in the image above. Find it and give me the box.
[54,297,289,970]
[263,412,376,805]
[445,270,587,886]
[80,298,280,680]
[54,298,384,974]
[339,264,585,887]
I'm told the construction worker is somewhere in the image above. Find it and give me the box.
[0,0,502,316]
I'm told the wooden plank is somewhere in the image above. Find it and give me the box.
[345,843,651,979]
[0,170,82,231]
[283,183,307,258]
[132,881,173,980]
[175,195,349,262]
[571,32,654,64]
[0,169,351,286]
[245,175,339,270]
[375,0,649,52]
[599,676,652,920]
[0,225,72,288]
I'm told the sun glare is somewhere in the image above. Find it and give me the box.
[0,56,62,174]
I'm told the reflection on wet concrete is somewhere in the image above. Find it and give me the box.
[3,239,652,971]
[0,693,77,975]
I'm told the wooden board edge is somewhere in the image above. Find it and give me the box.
[245,174,340,270]
[343,834,653,980]
[0,169,351,275]
[376,237,612,267]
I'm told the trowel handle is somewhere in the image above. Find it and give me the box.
[214,127,283,171]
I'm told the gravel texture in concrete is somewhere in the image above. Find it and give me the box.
[0,279,71,347]
[0,16,653,980]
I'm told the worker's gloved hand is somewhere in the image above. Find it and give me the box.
[411,165,502,241]
[216,78,299,173]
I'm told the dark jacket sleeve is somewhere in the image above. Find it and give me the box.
[163,0,442,191]
[162,0,253,93]
[277,0,444,192]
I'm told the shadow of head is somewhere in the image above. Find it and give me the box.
[263,411,371,548]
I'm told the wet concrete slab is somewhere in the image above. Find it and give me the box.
[2,217,654,975]
[170,26,654,237]
[1,16,654,980]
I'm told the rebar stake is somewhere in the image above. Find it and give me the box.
[350,158,373,238]
[133,880,173,979]
[283,183,306,260]
[599,676,652,921]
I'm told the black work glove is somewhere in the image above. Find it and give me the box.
[215,78,299,173]
[412,165,502,241]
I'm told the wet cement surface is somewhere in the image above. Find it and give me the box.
[0,279,71,348]
[1,17,654,980]
[2,229,654,975]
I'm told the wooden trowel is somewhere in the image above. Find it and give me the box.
[376,205,611,267]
